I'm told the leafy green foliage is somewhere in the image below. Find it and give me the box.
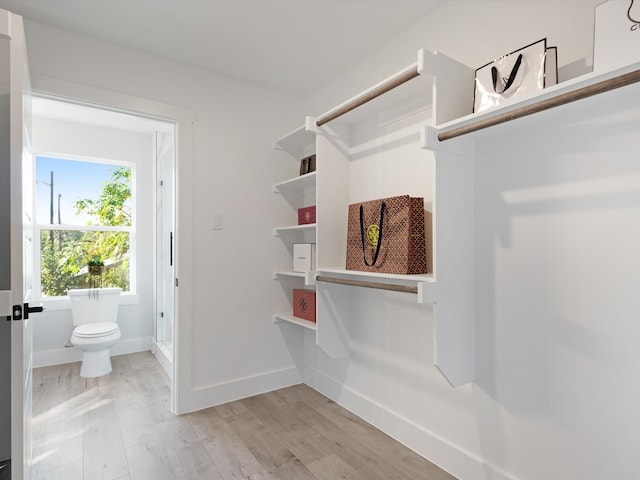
[40,230,82,297]
[74,167,132,227]
[40,166,132,297]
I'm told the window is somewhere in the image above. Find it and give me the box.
[35,156,135,298]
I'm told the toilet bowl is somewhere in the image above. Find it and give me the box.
[68,288,122,378]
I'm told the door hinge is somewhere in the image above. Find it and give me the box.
[175,278,179,287]
[160,312,164,318]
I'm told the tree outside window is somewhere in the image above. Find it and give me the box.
[36,156,134,297]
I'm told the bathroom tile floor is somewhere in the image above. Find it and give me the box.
[32,351,456,480]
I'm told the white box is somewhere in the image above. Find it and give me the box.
[293,243,316,272]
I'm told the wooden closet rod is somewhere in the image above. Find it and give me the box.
[438,68,640,142]
[315,275,418,294]
[315,65,420,127]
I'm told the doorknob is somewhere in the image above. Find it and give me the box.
[6,303,44,321]
[23,303,44,320]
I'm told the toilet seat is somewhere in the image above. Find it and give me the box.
[73,322,119,338]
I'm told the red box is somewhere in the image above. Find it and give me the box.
[298,205,316,225]
[293,289,316,322]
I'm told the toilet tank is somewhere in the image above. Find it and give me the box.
[68,288,122,326]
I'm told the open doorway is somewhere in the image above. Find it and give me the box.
[30,95,177,394]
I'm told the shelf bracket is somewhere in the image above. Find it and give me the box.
[305,271,317,286]
[421,125,475,158]
[305,116,321,134]
[417,281,438,304]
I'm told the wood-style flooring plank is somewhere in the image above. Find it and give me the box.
[221,410,318,480]
[305,453,368,480]
[165,441,225,480]
[240,393,335,466]
[33,459,83,480]
[82,387,130,479]
[124,440,177,480]
[185,405,275,479]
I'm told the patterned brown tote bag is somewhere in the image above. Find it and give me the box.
[345,195,429,275]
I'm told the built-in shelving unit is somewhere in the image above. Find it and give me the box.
[272,46,640,386]
[272,49,440,361]
[272,120,318,336]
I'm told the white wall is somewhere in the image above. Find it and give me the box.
[31,115,156,365]
[305,0,600,116]
[300,2,638,480]
[21,20,304,409]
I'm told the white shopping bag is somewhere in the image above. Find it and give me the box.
[594,0,640,73]
[474,39,558,113]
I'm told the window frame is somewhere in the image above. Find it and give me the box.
[32,153,137,302]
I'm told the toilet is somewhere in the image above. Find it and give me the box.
[69,287,122,378]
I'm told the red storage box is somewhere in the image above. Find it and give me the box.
[293,289,316,322]
[298,205,316,225]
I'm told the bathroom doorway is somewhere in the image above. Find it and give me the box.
[31,95,178,395]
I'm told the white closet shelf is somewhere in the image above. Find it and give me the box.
[319,267,433,283]
[273,270,306,278]
[273,172,316,193]
[424,61,640,152]
[273,270,317,286]
[273,224,316,236]
[273,313,317,331]
[316,268,436,304]
[273,124,316,158]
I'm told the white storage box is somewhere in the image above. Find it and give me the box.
[293,243,316,272]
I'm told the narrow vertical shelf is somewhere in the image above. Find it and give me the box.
[272,122,318,346]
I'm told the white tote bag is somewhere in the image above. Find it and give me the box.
[594,0,640,73]
[474,39,558,113]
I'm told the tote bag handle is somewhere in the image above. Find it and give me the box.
[492,53,523,94]
[359,202,385,267]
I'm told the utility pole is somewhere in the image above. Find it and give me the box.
[57,193,62,250]
[41,171,54,244]
[49,171,54,226]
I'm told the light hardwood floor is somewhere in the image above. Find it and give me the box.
[32,351,457,480]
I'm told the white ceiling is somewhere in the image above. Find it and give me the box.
[0,0,445,98]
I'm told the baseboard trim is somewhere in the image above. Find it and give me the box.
[33,336,153,368]
[303,366,522,480]
[181,366,302,414]
[152,342,173,379]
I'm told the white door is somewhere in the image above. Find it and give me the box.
[0,10,36,480]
